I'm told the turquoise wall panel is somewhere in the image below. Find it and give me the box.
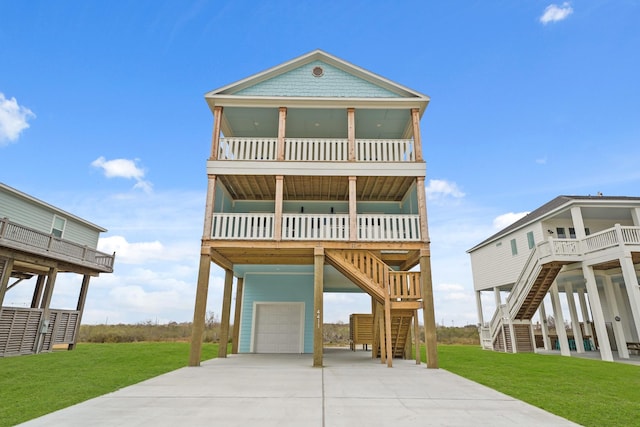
[235,61,402,98]
[239,273,314,353]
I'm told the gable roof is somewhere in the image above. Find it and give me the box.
[205,49,430,112]
[467,195,640,253]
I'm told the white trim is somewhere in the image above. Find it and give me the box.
[250,301,305,353]
[207,160,425,177]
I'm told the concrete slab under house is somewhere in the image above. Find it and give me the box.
[188,50,438,368]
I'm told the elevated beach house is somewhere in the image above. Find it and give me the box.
[0,183,115,356]
[188,50,438,368]
[469,195,640,362]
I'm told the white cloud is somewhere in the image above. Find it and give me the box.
[425,179,465,201]
[535,156,548,165]
[91,156,153,193]
[0,92,35,145]
[540,2,573,24]
[492,211,529,230]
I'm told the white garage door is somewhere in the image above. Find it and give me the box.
[253,303,303,353]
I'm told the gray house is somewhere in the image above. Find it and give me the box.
[0,182,115,356]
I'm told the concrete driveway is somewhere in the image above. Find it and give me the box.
[19,348,580,426]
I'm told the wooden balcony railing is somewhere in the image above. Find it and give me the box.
[209,213,421,242]
[217,137,417,162]
[0,218,115,272]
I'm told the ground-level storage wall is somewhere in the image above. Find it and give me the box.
[238,273,314,353]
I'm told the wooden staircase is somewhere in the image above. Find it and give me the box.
[514,262,564,320]
[325,249,421,367]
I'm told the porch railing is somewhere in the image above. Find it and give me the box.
[357,214,421,241]
[211,213,275,239]
[0,218,115,272]
[282,214,349,240]
[216,137,417,162]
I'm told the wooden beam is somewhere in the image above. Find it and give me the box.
[274,176,283,241]
[384,292,393,367]
[218,269,234,358]
[39,267,58,310]
[277,107,287,161]
[189,253,212,366]
[411,108,423,161]
[420,250,438,368]
[0,258,14,306]
[210,248,233,271]
[30,274,46,308]
[347,108,356,161]
[349,177,357,241]
[413,309,421,365]
[313,246,324,367]
[231,277,244,354]
[210,106,223,160]
[202,175,217,240]
[416,177,429,244]
[70,275,91,350]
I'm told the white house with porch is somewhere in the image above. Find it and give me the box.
[469,195,640,362]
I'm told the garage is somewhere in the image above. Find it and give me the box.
[252,302,304,353]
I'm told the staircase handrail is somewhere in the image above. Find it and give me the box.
[505,243,544,317]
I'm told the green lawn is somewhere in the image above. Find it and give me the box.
[429,345,640,427]
[0,342,219,427]
[2,344,639,427]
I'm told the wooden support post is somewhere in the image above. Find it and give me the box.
[218,269,234,358]
[277,107,287,161]
[40,267,58,311]
[313,247,324,367]
[420,250,438,368]
[210,106,223,160]
[202,175,217,240]
[411,108,423,161]
[416,177,429,243]
[275,176,284,241]
[349,177,357,241]
[378,302,387,363]
[371,300,380,360]
[0,258,14,307]
[231,277,244,354]
[189,252,212,366]
[30,274,46,308]
[384,285,393,367]
[347,108,356,161]
[414,309,421,364]
[69,275,91,350]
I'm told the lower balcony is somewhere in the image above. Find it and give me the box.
[210,213,421,242]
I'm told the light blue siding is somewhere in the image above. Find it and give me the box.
[239,273,314,353]
[234,61,402,98]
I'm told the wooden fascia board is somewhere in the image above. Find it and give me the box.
[209,249,233,271]
[207,160,426,177]
[206,95,428,112]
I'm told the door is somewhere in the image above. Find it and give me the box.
[252,302,304,353]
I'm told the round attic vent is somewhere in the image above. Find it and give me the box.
[312,66,324,77]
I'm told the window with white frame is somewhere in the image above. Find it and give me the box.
[527,231,535,249]
[556,227,566,238]
[51,216,66,238]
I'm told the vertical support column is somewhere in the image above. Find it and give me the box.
[70,275,91,350]
[202,175,217,240]
[372,300,381,360]
[377,302,386,363]
[415,177,429,243]
[411,108,423,161]
[494,287,502,308]
[274,176,284,241]
[39,267,58,311]
[420,249,438,368]
[577,288,593,338]
[218,269,234,358]
[538,301,550,350]
[564,282,585,353]
[384,280,393,367]
[313,247,324,367]
[347,108,355,161]
[210,106,223,160]
[231,277,244,354]
[413,309,421,365]
[570,206,587,239]
[549,282,570,356]
[602,275,629,358]
[348,177,357,241]
[619,252,640,340]
[475,291,484,326]
[582,264,614,361]
[0,258,14,307]
[277,107,287,161]
[30,274,46,308]
[189,251,212,366]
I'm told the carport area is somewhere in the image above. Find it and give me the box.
[19,348,579,426]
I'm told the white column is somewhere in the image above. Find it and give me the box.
[577,288,594,350]
[564,282,585,353]
[475,291,485,326]
[603,274,629,358]
[570,206,587,239]
[582,264,614,361]
[494,287,502,308]
[549,282,570,356]
[620,253,640,340]
[538,301,550,350]
[631,207,640,226]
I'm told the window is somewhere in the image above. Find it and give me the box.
[527,231,535,249]
[510,238,518,255]
[569,227,576,239]
[556,227,566,238]
[51,216,66,238]
[585,228,591,236]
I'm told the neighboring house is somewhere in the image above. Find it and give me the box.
[0,183,115,356]
[188,50,438,368]
[468,195,640,362]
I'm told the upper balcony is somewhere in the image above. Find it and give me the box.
[0,217,115,273]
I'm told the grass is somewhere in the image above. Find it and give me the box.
[0,342,219,427]
[427,345,640,427]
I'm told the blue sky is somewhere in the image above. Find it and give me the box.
[1,1,639,326]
